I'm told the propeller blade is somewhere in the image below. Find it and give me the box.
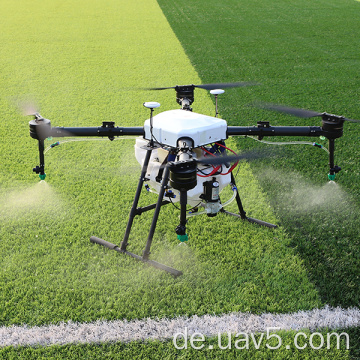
[23,106,40,117]
[14,98,40,117]
[341,117,360,123]
[194,81,259,90]
[197,150,267,166]
[146,81,258,91]
[146,86,176,90]
[258,103,322,118]
[259,103,360,123]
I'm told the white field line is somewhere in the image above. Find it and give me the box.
[0,306,359,347]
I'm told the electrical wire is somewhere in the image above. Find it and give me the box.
[197,146,222,177]
[246,136,330,154]
[44,136,138,154]
[169,196,201,213]
[198,143,239,177]
[186,187,237,218]
[214,142,239,175]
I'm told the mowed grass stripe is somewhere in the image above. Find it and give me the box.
[155,1,360,357]
[1,0,319,331]
[156,0,360,309]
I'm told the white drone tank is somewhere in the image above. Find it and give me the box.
[135,109,232,206]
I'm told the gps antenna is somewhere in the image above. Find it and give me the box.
[210,89,225,117]
[143,102,160,147]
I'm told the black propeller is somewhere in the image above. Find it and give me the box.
[258,103,360,123]
[163,149,271,174]
[196,150,267,166]
[146,82,258,110]
[147,81,258,91]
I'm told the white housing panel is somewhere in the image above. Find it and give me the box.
[144,109,227,147]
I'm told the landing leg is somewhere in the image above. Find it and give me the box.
[223,173,277,228]
[231,172,247,220]
[142,165,171,259]
[90,149,182,277]
[90,236,182,277]
[140,164,183,276]
[120,147,152,252]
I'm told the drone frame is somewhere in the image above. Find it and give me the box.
[29,94,348,276]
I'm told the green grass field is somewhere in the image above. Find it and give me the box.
[1,0,359,358]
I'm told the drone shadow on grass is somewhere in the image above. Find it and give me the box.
[253,167,360,309]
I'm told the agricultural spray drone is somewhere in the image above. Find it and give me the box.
[29,82,359,276]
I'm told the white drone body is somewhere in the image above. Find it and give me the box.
[135,109,233,212]
[143,109,227,148]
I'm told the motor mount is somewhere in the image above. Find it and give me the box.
[321,114,345,139]
[175,85,195,110]
[29,115,51,140]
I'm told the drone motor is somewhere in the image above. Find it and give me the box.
[29,115,51,140]
[169,160,197,191]
[174,85,195,110]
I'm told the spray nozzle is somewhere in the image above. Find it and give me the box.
[175,224,188,242]
[328,165,341,181]
[33,165,46,180]
[177,234,188,242]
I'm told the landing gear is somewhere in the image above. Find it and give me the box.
[90,147,276,276]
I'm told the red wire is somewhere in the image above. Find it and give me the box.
[214,142,237,155]
[197,146,220,177]
[214,142,239,175]
[197,165,222,177]
[197,143,238,177]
